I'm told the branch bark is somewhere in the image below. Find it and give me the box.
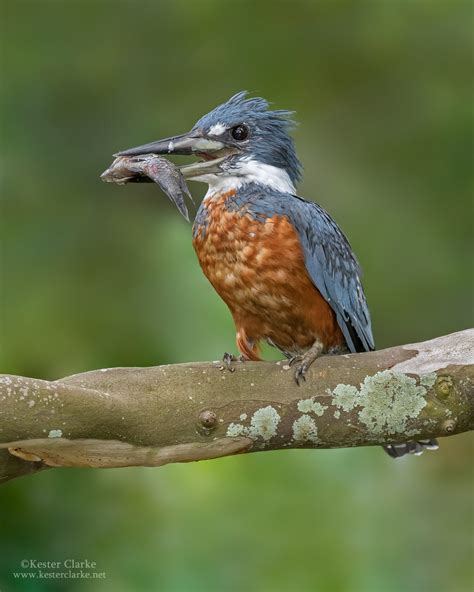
[1,330,473,484]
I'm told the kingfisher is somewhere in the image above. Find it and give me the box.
[116,92,437,458]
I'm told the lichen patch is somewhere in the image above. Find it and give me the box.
[297,398,327,416]
[292,415,319,444]
[332,384,359,412]
[331,370,429,437]
[226,423,246,437]
[420,373,437,388]
[405,428,422,438]
[358,371,428,435]
[48,429,63,438]
[248,406,281,441]
[226,406,281,442]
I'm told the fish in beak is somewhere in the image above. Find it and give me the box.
[114,129,233,180]
[101,154,194,221]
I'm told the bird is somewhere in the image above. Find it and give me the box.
[116,91,438,458]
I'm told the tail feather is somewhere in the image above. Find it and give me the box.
[383,439,439,459]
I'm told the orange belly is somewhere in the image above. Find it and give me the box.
[192,191,345,360]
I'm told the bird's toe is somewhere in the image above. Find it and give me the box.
[288,355,303,367]
[221,352,245,373]
[293,363,308,386]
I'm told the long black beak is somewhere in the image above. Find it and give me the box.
[114,130,225,157]
[114,130,231,180]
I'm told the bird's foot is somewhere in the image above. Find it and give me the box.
[291,340,324,386]
[220,352,245,373]
[288,355,303,367]
[293,361,310,386]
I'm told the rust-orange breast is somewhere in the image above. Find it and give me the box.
[192,190,344,358]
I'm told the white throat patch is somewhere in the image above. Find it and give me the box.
[194,157,296,196]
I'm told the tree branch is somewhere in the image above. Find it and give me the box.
[1,330,472,484]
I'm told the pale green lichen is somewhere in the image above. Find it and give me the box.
[405,428,422,438]
[358,371,428,435]
[297,398,327,416]
[334,410,341,419]
[248,406,281,441]
[292,415,319,444]
[226,423,246,437]
[331,370,429,437]
[420,373,437,388]
[48,429,63,438]
[226,406,281,442]
[332,384,359,412]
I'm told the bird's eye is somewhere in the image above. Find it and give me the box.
[231,124,249,141]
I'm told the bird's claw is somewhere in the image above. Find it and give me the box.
[293,363,308,386]
[221,352,244,373]
[287,355,307,384]
[290,340,324,386]
[288,355,302,367]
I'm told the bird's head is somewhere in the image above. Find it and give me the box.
[116,92,302,194]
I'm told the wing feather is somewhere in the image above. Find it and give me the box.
[288,196,374,352]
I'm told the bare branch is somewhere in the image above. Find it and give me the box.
[1,330,473,484]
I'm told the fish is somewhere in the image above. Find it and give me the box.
[100,155,194,221]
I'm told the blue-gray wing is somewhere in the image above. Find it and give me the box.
[288,196,375,353]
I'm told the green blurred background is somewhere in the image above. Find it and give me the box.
[1,1,473,591]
